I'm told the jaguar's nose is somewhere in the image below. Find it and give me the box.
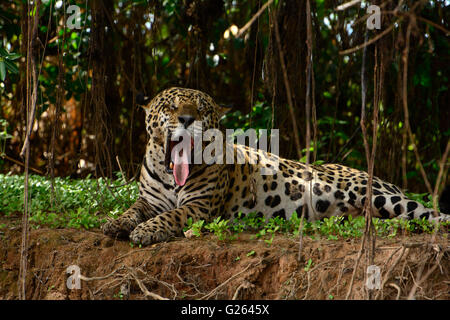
[178,115,195,128]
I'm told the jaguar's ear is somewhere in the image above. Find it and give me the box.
[217,104,232,118]
[136,93,152,108]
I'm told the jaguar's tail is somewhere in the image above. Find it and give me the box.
[396,186,450,223]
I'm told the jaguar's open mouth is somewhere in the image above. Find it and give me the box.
[164,132,194,186]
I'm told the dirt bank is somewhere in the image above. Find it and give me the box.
[0,217,448,300]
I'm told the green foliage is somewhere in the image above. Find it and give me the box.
[113,291,125,300]
[0,173,138,229]
[204,216,231,241]
[246,250,255,257]
[221,99,273,133]
[182,207,448,245]
[183,217,205,237]
[0,47,20,81]
[304,258,313,272]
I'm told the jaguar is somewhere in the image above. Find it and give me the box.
[102,87,449,245]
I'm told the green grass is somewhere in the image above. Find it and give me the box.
[184,211,448,244]
[0,173,138,229]
[0,173,448,240]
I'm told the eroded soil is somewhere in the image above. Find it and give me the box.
[0,214,448,300]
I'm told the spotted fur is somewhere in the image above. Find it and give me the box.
[102,87,449,245]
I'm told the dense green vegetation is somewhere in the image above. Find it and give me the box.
[185,210,448,244]
[0,173,138,229]
[1,174,447,242]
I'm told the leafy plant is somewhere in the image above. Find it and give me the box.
[304,258,313,272]
[204,216,231,241]
[246,250,256,257]
[221,99,273,134]
[0,47,20,81]
[184,217,205,237]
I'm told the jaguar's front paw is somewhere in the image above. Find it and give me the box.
[129,222,173,246]
[102,218,134,239]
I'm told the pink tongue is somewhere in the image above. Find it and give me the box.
[173,149,189,186]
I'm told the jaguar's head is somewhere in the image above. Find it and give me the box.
[139,87,228,186]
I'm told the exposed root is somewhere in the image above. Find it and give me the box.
[199,261,259,300]
[126,267,168,300]
[1,226,448,300]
